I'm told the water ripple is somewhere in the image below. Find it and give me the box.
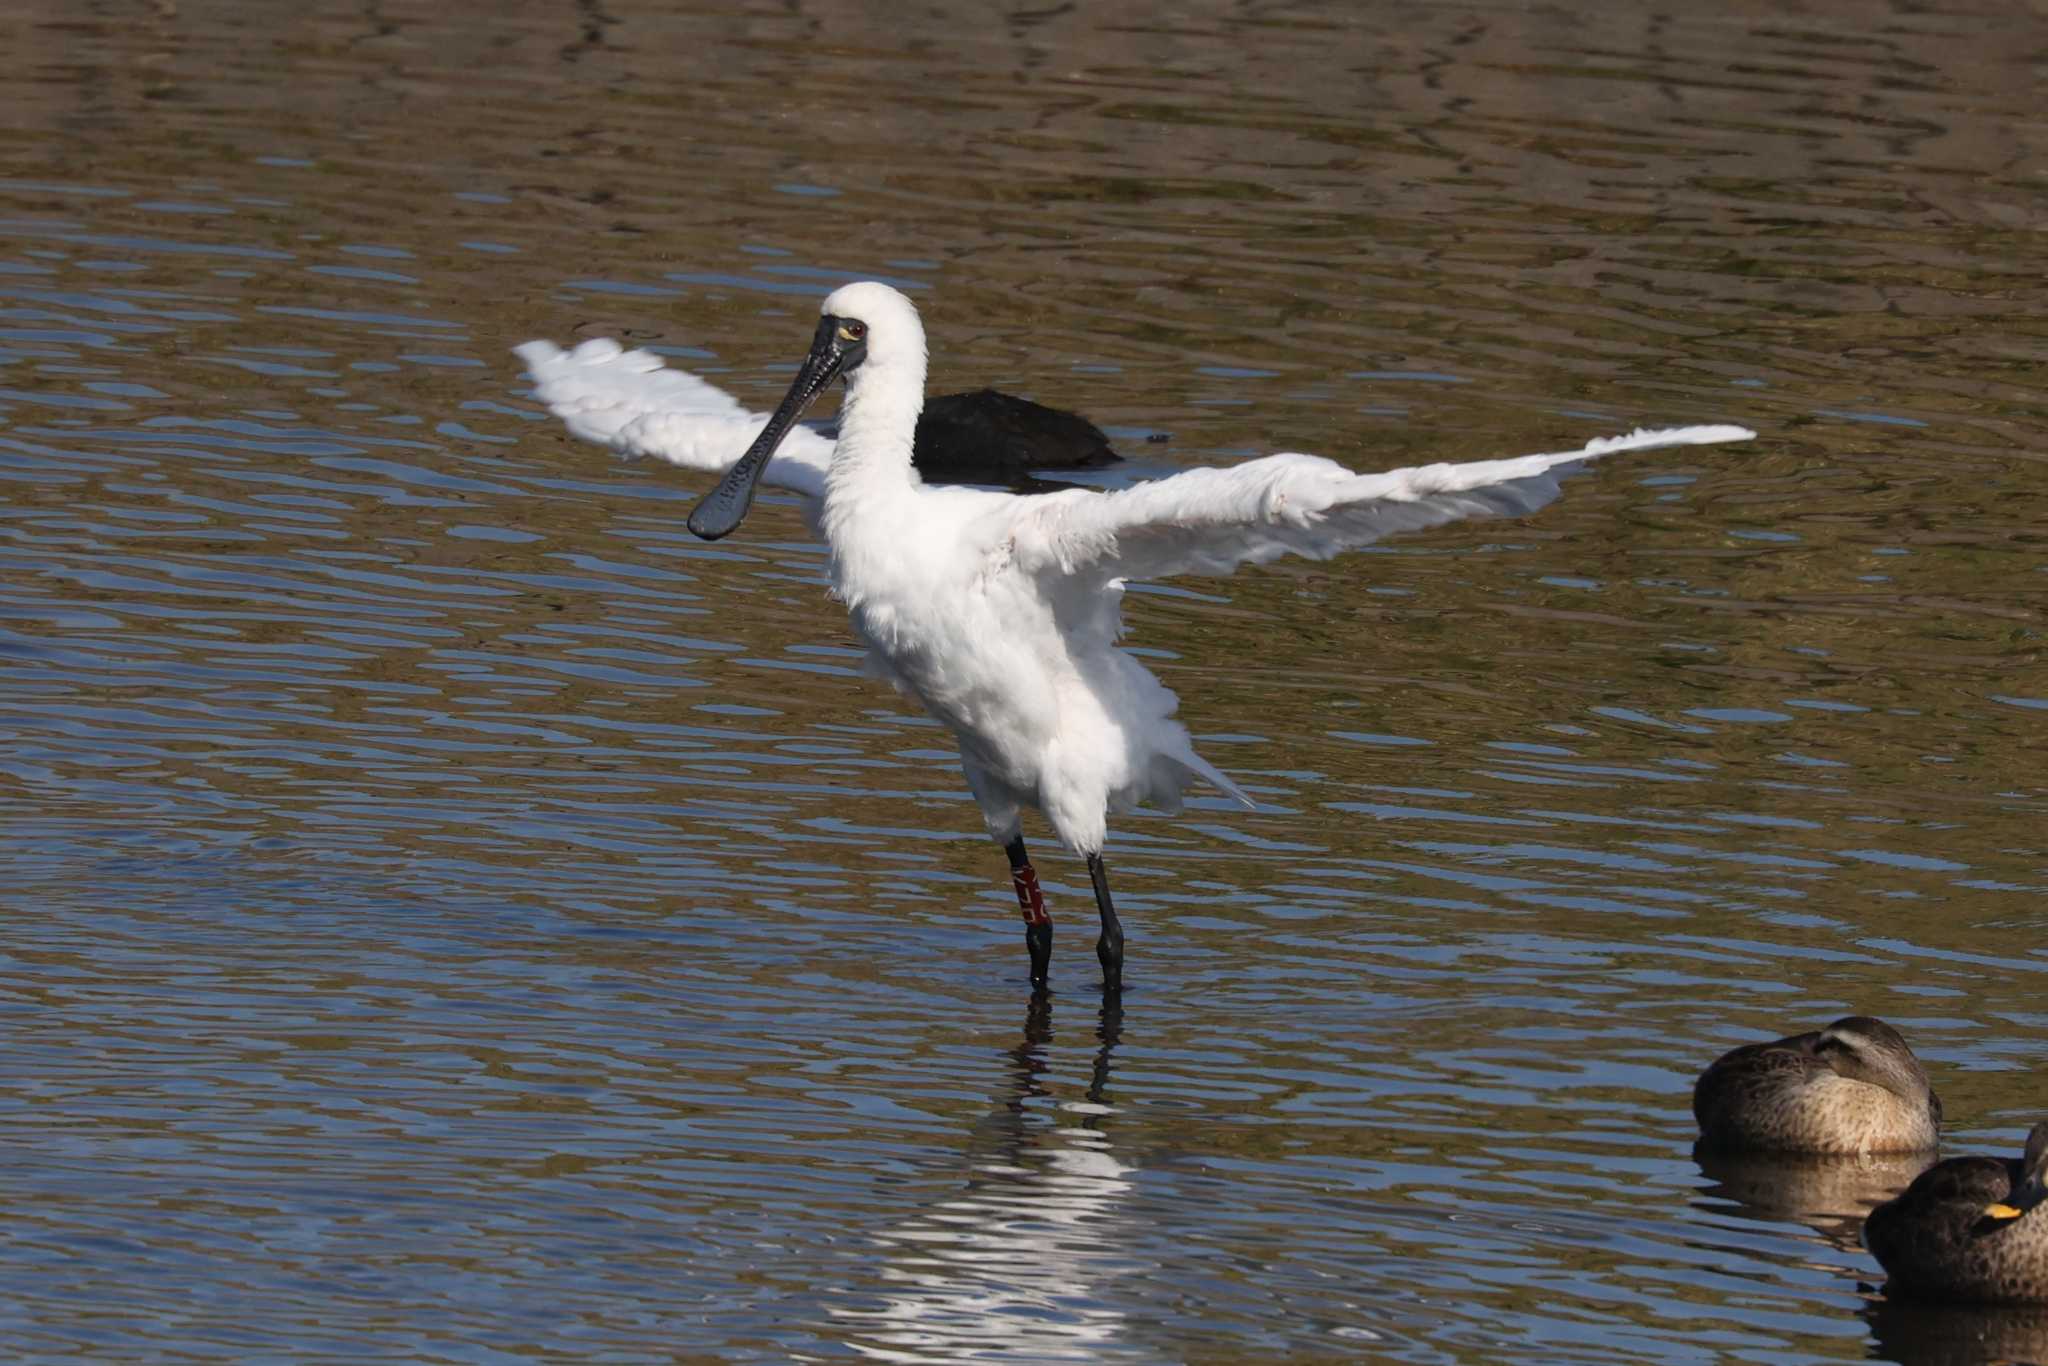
[2,3,2046,1360]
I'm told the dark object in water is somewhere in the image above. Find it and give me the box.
[822,387,1125,489]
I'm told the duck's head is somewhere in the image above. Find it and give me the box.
[1984,1122,2048,1224]
[1817,1016,1940,1119]
[688,282,927,541]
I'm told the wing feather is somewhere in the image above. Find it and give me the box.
[1014,424,1754,583]
[515,338,831,500]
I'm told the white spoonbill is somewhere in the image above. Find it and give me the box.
[519,282,1754,993]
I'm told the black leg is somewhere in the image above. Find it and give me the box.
[1087,851,1124,994]
[1005,836,1052,989]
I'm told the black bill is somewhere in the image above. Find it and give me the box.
[687,315,863,540]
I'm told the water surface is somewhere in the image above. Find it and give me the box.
[3,1,2047,1360]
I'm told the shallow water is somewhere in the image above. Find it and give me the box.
[3,1,2046,1359]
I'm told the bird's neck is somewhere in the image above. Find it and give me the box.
[823,367,924,534]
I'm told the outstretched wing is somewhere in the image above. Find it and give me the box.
[1010,424,1754,583]
[515,338,832,500]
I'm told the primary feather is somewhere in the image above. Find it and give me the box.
[1012,424,1755,584]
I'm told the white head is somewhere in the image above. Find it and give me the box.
[818,281,928,396]
[686,281,929,540]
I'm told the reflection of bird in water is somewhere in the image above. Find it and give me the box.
[524,282,1754,992]
[1693,1016,1941,1155]
[828,996,1134,1362]
[1693,1147,1935,1253]
[1865,1297,2048,1366]
[1866,1122,2048,1304]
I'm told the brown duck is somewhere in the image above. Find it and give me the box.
[1866,1123,2048,1304]
[1693,1016,1940,1155]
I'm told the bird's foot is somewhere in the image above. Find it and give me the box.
[1096,930,1124,995]
[1026,920,1052,987]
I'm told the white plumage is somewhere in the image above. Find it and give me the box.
[516,335,835,507]
[519,281,1754,988]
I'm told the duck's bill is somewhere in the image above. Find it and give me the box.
[687,316,846,541]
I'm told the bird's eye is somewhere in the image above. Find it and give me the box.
[840,320,867,342]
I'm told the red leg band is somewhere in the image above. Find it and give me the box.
[1011,862,1051,927]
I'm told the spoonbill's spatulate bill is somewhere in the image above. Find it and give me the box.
[519,282,1755,993]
